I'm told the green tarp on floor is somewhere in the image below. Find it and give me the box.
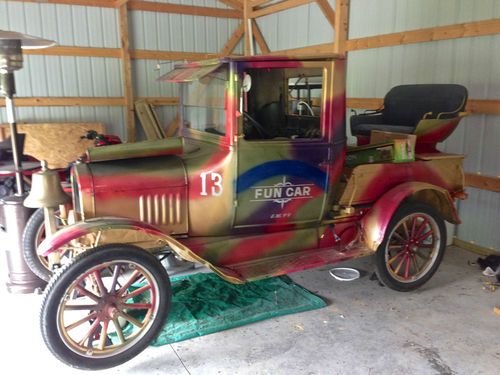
[151,272,326,346]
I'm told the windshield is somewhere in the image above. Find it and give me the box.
[182,65,228,136]
[242,67,323,140]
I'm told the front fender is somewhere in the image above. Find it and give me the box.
[38,217,244,284]
[361,182,460,251]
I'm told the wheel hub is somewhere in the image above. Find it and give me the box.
[95,294,120,320]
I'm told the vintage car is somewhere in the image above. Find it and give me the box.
[33,55,467,370]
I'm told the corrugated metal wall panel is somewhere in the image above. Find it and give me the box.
[0,0,241,138]
[347,35,500,99]
[345,0,499,250]
[256,2,333,52]
[4,55,123,97]
[132,59,178,98]
[130,0,240,52]
[456,189,500,251]
[146,0,231,8]
[0,1,122,136]
[349,0,500,39]
[129,0,243,127]
[0,54,124,137]
[1,1,119,47]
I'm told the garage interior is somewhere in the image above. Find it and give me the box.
[0,0,499,374]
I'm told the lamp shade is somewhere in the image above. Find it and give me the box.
[0,30,56,49]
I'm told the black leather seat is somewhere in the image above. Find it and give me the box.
[351,84,468,137]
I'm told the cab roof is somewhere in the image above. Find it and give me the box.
[176,54,342,67]
[159,54,344,82]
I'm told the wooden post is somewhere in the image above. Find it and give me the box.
[221,22,245,55]
[316,0,336,29]
[252,20,270,54]
[118,3,136,142]
[334,0,349,55]
[243,0,252,55]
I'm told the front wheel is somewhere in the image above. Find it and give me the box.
[375,202,447,292]
[23,208,68,281]
[40,244,171,370]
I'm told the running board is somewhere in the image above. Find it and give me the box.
[223,245,374,282]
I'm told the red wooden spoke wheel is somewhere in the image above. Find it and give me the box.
[40,244,171,370]
[375,203,446,291]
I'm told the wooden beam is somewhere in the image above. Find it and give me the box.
[5,0,116,8]
[346,97,383,109]
[118,4,136,142]
[316,0,335,29]
[218,0,243,11]
[0,97,180,107]
[165,115,180,137]
[267,42,334,56]
[251,0,315,19]
[141,97,179,106]
[7,0,243,16]
[243,1,252,55]
[127,0,241,18]
[24,46,121,58]
[453,238,497,255]
[346,19,500,51]
[131,50,219,61]
[10,0,360,20]
[24,45,218,61]
[3,96,497,116]
[252,20,270,54]
[114,0,129,7]
[346,98,500,116]
[250,0,273,7]
[466,99,500,115]
[221,22,245,56]
[334,0,349,55]
[0,97,126,107]
[465,173,500,192]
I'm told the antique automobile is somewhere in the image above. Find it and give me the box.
[33,55,468,370]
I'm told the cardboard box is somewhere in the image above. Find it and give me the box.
[370,130,416,163]
[345,142,394,167]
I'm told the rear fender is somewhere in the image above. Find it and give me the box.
[38,217,244,283]
[361,182,460,251]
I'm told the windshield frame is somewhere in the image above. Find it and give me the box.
[179,62,236,147]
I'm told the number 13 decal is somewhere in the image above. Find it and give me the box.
[200,171,223,197]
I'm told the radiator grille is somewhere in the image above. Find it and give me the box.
[139,193,182,225]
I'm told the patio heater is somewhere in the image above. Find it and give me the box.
[0,30,55,293]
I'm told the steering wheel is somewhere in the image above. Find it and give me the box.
[243,112,272,139]
[296,100,315,116]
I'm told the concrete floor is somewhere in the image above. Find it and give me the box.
[0,245,499,375]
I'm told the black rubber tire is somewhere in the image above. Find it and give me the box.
[22,208,51,281]
[40,244,172,370]
[374,202,447,292]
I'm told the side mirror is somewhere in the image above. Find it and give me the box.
[242,73,252,93]
[239,73,252,115]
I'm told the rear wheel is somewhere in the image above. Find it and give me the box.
[40,244,171,370]
[375,203,446,291]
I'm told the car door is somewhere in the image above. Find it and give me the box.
[234,139,331,229]
[233,64,332,229]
